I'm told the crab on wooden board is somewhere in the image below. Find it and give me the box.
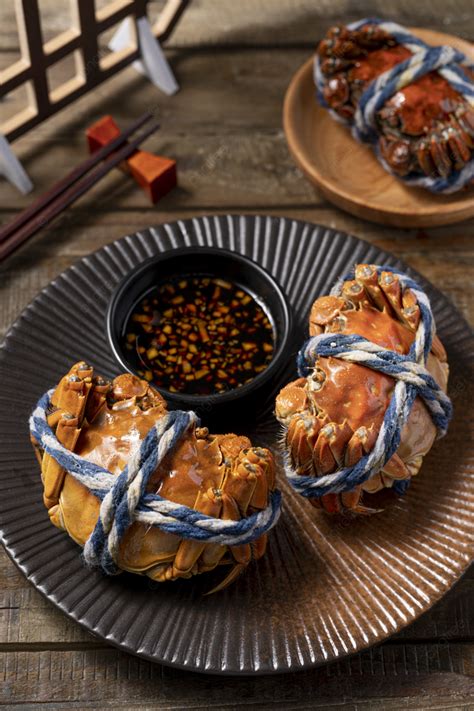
[275,265,449,516]
[31,362,275,590]
[317,22,474,179]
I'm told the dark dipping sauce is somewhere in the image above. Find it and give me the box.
[122,276,275,396]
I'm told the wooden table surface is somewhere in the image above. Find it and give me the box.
[1,1,473,708]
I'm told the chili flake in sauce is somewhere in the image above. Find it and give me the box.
[123,276,275,395]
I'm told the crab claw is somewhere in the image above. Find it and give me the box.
[323,75,350,108]
[379,137,411,176]
[275,379,309,425]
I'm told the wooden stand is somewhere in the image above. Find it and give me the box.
[0,0,189,193]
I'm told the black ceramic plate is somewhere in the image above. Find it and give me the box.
[1,216,473,675]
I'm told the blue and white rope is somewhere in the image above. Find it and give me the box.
[313,17,474,193]
[30,393,281,575]
[286,266,452,499]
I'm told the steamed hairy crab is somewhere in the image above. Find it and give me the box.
[31,362,275,589]
[317,22,474,179]
[275,265,449,515]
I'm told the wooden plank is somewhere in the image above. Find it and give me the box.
[0,0,473,51]
[159,0,474,46]
[0,130,319,213]
[0,643,472,708]
[0,45,314,143]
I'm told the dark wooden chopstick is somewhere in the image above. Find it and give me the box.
[0,119,160,262]
[0,111,155,245]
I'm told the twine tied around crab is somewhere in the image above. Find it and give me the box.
[29,399,282,575]
[288,266,453,499]
[313,17,474,193]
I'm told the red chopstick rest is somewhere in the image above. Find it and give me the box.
[86,115,177,204]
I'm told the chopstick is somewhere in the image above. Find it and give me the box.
[0,118,160,262]
[0,111,155,245]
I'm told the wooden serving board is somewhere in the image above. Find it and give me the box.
[283,28,474,228]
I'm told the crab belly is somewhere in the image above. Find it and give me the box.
[54,403,165,549]
[118,435,229,573]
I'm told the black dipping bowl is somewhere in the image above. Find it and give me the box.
[106,247,293,424]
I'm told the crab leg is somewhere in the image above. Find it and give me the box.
[312,422,339,476]
[86,376,110,422]
[222,456,259,566]
[49,364,92,418]
[341,425,381,514]
[341,280,371,310]
[42,414,81,509]
[456,106,474,140]
[42,363,94,509]
[201,453,262,593]
[316,421,358,514]
[379,137,411,176]
[416,140,437,177]
[378,271,421,331]
[198,492,238,574]
[170,487,223,580]
[378,271,403,317]
[244,447,275,562]
[450,116,474,149]
[242,448,275,508]
[354,264,394,314]
[382,452,410,480]
[445,127,471,170]
[287,413,324,474]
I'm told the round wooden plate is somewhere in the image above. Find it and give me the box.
[0,216,473,674]
[284,28,474,227]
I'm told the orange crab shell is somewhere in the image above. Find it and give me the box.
[317,22,474,180]
[32,362,275,589]
[275,264,449,514]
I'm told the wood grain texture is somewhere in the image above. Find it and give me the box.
[1,645,473,708]
[0,0,473,707]
[2,0,473,49]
